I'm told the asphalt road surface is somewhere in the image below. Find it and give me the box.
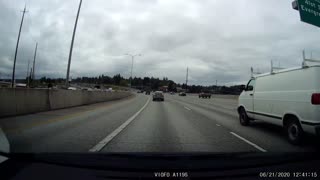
[0,93,319,153]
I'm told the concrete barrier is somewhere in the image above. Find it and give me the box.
[0,88,132,117]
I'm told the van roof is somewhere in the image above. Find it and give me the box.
[253,65,320,78]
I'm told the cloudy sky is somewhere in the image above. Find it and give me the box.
[0,0,319,85]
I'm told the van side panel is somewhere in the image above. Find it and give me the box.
[253,67,320,128]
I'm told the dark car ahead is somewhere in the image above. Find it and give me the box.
[179,92,186,96]
[145,91,151,95]
[153,91,164,101]
[199,92,211,98]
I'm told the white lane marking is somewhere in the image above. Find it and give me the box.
[184,106,191,111]
[216,124,221,127]
[89,97,150,152]
[230,132,267,153]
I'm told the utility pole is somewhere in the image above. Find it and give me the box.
[32,42,38,80]
[11,5,28,88]
[66,0,83,87]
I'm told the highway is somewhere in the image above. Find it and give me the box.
[0,93,319,153]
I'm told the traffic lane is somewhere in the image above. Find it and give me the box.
[168,95,320,152]
[101,96,259,153]
[180,94,237,111]
[0,94,149,153]
[189,94,320,150]
[170,94,238,121]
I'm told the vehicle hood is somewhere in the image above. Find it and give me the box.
[1,152,319,179]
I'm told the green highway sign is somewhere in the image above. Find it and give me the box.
[296,0,320,28]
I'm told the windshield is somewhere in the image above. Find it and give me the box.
[0,0,320,155]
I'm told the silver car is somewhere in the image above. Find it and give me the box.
[153,91,164,101]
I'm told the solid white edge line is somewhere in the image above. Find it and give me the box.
[184,106,191,111]
[230,132,267,153]
[88,97,151,152]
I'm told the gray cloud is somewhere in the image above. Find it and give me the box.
[0,0,319,85]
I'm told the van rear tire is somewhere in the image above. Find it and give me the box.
[239,108,250,126]
[285,118,304,145]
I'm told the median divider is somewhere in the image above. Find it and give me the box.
[0,88,132,117]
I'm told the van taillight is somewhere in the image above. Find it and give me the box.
[311,93,320,105]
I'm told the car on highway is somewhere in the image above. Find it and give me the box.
[153,91,164,101]
[67,87,77,90]
[199,92,211,99]
[238,62,320,145]
[170,92,175,95]
[179,92,186,96]
[145,90,151,95]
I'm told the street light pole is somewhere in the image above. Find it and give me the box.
[32,42,38,80]
[66,0,82,87]
[124,53,142,89]
[26,59,30,87]
[11,5,28,88]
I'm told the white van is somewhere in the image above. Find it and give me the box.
[238,61,320,145]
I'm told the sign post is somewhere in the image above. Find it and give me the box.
[293,0,320,28]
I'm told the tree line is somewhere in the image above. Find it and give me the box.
[37,74,244,95]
